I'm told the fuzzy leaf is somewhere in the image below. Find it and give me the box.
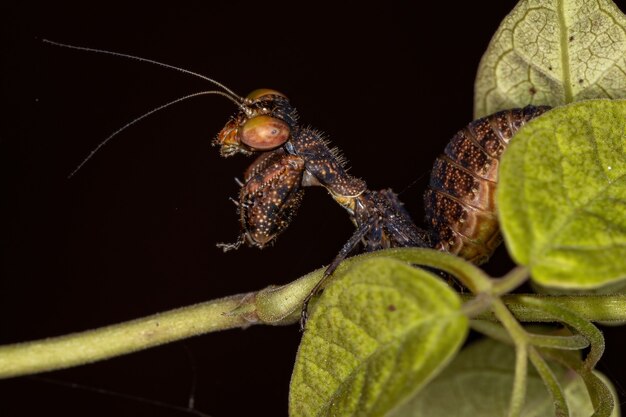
[498,99,626,288]
[289,258,468,417]
[474,0,626,118]
[389,338,620,417]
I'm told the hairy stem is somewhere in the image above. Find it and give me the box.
[0,249,413,379]
[527,347,569,417]
[1,249,626,380]
[469,294,626,324]
[491,299,529,417]
[379,247,493,293]
[515,296,605,370]
[492,266,529,295]
[0,292,257,379]
[0,265,324,380]
[470,320,589,350]
[578,370,615,417]
[540,349,615,417]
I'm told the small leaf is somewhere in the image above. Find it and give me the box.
[498,100,626,289]
[390,338,621,417]
[289,258,468,417]
[474,0,626,118]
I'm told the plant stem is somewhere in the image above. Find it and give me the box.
[577,370,615,417]
[491,299,529,417]
[0,263,326,380]
[0,292,255,379]
[461,293,493,317]
[0,250,410,379]
[515,296,605,370]
[527,347,569,417]
[492,266,529,295]
[470,320,589,350]
[379,247,493,293]
[469,294,626,323]
[2,246,626,381]
[540,349,615,417]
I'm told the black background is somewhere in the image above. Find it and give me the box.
[2,1,626,416]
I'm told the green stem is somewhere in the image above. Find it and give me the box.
[468,294,626,323]
[470,320,513,344]
[578,370,615,417]
[492,266,529,295]
[0,265,323,380]
[527,347,569,417]
[2,245,626,382]
[491,299,529,417]
[470,320,589,350]
[461,293,494,317]
[510,345,528,417]
[540,349,615,417]
[526,333,589,350]
[516,296,605,370]
[378,247,493,293]
[0,248,471,380]
[0,292,255,379]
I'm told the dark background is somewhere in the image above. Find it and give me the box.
[2,1,625,416]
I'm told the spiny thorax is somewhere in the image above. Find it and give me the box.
[287,126,367,199]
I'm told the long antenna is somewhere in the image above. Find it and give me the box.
[42,39,244,102]
[67,90,235,178]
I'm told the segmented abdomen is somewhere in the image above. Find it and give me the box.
[424,105,551,264]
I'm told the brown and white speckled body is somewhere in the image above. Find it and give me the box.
[212,93,552,324]
[425,105,550,263]
[239,149,305,247]
[215,91,551,271]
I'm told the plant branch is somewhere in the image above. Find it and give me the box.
[492,266,529,295]
[527,347,569,417]
[540,349,615,417]
[379,247,493,293]
[468,294,626,324]
[0,249,452,379]
[515,296,605,370]
[0,265,324,380]
[470,320,589,350]
[0,291,256,379]
[2,248,626,381]
[491,299,529,417]
[580,370,615,417]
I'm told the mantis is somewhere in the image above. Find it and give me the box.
[44,40,549,325]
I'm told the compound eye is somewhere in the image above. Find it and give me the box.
[240,115,290,150]
[246,89,288,101]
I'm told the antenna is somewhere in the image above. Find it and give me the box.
[67,91,237,178]
[42,39,248,177]
[43,39,243,102]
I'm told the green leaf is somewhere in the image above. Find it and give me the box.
[389,338,621,417]
[474,0,626,118]
[498,99,626,289]
[288,258,468,417]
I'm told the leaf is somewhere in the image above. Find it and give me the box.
[498,99,626,289]
[288,258,468,417]
[389,338,621,417]
[474,0,626,118]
